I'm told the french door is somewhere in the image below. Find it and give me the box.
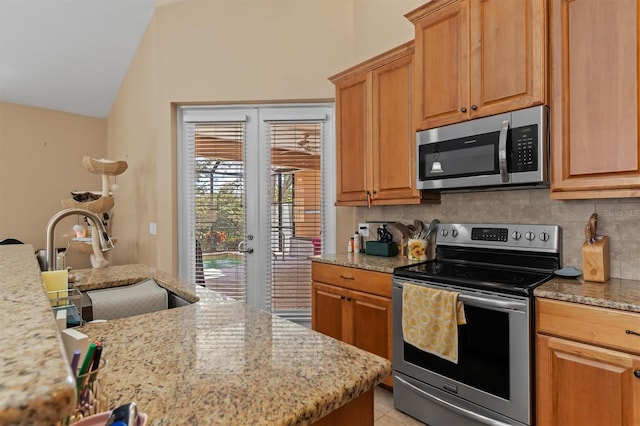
[178,104,335,321]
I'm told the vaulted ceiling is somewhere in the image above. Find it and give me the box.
[0,0,155,118]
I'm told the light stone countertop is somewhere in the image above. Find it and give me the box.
[309,252,422,274]
[535,276,640,313]
[312,254,640,313]
[0,248,391,425]
[0,245,76,425]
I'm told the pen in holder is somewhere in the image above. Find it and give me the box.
[63,357,109,424]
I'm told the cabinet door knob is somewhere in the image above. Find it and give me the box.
[460,107,467,113]
[471,104,478,110]
[347,297,352,301]
[340,295,346,300]
[634,370,640,379]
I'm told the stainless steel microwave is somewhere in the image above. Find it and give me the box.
[416,105,549,191]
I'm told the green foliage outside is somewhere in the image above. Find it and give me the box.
[195,158,245,253]
[195,159,295,253]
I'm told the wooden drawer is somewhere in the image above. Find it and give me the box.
[311,262,392,298]
[537,298,640,355]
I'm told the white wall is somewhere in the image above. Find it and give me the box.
[107,0,425,273]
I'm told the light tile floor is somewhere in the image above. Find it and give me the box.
[374,386,426,425]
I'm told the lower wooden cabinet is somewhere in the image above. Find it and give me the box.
[536,298,640,425]
[311,262,393,387]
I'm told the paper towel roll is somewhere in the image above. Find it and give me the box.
[87,279,168,320]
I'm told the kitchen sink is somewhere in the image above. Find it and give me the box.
[77,281,195,322]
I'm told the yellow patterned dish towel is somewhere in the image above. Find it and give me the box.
[402,283,467,363]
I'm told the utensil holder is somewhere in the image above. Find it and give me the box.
[407,239,428,261]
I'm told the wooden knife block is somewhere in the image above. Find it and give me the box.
[581,236,610,283]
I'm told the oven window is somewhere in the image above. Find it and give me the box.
[403,304,510,399]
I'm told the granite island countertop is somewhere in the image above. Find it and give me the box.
[0,248,391,425]
[0,245,76,425]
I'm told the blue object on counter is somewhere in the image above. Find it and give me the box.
[106,402,138,426]
[553,266,582,278]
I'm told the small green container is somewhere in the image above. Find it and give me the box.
[365,241,398,257]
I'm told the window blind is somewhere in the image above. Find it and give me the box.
[179,104,335,322]
[195,121,247,302]
[263,121,323,318]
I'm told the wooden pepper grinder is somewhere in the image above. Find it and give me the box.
[581,213,610,282]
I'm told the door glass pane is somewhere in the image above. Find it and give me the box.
[269,123,322,313]
[195,122,247,302]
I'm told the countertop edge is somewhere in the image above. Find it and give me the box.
[534,277,640,313]
[0,245,78,425]
[310,253,421,274]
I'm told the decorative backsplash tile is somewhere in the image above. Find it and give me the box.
[354,188,640,280]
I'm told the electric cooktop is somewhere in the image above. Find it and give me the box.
[394,260,554,296]
[393,222,562,297]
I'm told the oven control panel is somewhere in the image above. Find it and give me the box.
[471,227,509,242]
[437,223,561,253]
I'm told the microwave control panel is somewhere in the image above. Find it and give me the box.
[510,124,538,172]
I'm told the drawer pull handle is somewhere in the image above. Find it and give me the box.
[626,329,640,337]
[634,370,640,379]
[339,275,355,280]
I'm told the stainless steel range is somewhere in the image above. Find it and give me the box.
[392,223,561,426]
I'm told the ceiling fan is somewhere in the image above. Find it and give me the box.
[296,133,316,152]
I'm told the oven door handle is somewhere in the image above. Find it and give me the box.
[458,294,526,311]
[395,376,513,426]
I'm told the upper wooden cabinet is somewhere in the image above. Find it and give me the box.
[333,71,369,205]
[406,0,548,131]
[330,41,439,206]
[550,0,640,199]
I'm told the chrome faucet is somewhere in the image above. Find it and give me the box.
[46,208,114,271]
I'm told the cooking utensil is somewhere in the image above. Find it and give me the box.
[393,222,413,238]
[413,219,424,238]
[424,219,440,240]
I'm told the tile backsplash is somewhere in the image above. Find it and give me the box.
[354,188,640,280]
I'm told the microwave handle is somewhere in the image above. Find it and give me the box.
[498,120,510,183]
